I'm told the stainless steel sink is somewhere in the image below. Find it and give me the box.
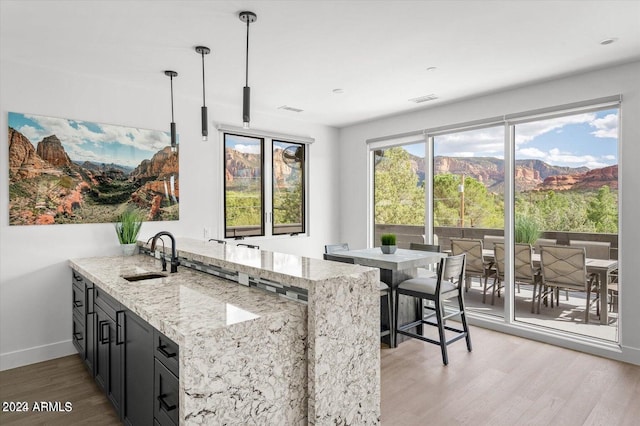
[122,272,168,282]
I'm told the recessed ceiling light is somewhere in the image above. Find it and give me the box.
[409,94,438,103]
[600,37,618,45]
[426,66,437,72]
[332,88,344,94]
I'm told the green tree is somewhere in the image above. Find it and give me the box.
[587,186,618,233]
[374,147,425,225]
[433,174,503,228]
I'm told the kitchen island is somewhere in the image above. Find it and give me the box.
[70,238,380,425]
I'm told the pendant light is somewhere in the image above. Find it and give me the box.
[195,46,211,141]
[164,70,178,151]
[239,11,257,129]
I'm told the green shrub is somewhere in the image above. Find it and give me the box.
[515,215,540,244]
[381,233,397,246]
[114,207,145,244]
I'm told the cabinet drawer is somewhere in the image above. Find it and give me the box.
[72,282,86,318]
[95,285,121,319]
[72,312,85,355]
[154,329,179,377]
[154,358,179,426]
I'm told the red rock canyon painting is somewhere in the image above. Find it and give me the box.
[8,112,179,225]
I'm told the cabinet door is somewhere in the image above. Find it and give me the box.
[123,309,154,426]
[94,304,123,419]
[84,283,95,376]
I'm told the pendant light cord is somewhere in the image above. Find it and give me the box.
[170,75,175,121]
[245,19,250,87]
[201,52,206,107]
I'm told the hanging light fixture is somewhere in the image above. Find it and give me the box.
[195,46,211,141]
[239,11,257,129]
[164,70,178,151]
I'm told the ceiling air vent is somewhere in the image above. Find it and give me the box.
[408,94,438,103]
[278,105,304,113]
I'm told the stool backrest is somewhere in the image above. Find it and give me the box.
[325,243,350,254]
[438,253,466,292]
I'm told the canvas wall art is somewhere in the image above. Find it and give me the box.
[8,112,179,225]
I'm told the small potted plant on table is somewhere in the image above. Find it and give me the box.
[380,233,397,254]
[115,207,145,256]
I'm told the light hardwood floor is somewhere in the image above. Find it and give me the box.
[1,326,638,426]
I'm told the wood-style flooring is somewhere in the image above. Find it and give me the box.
[1,326,639,425]
[0,355,120,425]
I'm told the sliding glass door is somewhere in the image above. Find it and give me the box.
[512,107,619,341]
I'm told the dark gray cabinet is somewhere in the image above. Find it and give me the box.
[72,271,95,375]
[153,329,180,426]
[94,287,124,418]
[71,270,179,425]
[123,309,154,426]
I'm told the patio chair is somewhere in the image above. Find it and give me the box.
[569,240,611,260]
[538,246,600,323]
[451,238,497,303]
[410,242,441,279]
[323,252,392,340]
[395,253,471,365]
[324,243,350,254]
[483,235,504,250]
[494,243,541,311]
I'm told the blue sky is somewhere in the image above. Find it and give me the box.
[9,112,171,167]
[405,109,618,169]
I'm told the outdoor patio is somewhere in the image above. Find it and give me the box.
[458,279,618,342]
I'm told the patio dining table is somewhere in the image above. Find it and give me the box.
[482,249,618,325]
[329,248,447,347]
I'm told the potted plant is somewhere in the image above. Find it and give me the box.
[380,233,397,254]
[115,207,145,255]
[514,215,540,245]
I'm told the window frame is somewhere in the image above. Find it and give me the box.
[272,140,306,236]
[221,128,310,241]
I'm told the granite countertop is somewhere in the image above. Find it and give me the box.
[69,254,303,346]
[155,238,375,289]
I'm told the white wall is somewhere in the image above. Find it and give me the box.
[338,61,640,365]
[0,60,340,370]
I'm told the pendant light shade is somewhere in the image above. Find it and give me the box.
[195,46,211,141]
[164,70,178,151]
[239,11,257,129]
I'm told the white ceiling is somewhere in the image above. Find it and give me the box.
[1,0,639,128]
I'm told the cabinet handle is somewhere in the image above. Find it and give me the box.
[157,344,177,358]
[99,320,109,344]
[73,300,83,308]
[73,332,83,342]
[157,394,176,412]
[116,311,124,346]
[86,287,94,315]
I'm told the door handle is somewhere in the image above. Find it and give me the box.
[157,344,177,358]
[99,320,109,344]
[115,311,124,345]
[157,394,176,412]
[86,287,94,315]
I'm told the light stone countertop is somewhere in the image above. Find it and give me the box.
[69,254,303,346]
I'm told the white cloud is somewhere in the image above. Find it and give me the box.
[590,113,618,138]
[435,127,503,156]
[22,114,169,153]
[517,147,546,158]
[233,144,261,154]
[514,113,595,145]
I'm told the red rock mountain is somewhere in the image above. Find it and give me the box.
[539,165,618,191]
[8,127,54,181]
[36,135,72,167]
[130,147,178,180]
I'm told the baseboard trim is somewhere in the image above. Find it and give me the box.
[0,339,76,371]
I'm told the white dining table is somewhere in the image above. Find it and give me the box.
[330,248,447,347]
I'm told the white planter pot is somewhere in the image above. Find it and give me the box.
[121,243,137,256]
[381,245,397,254]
